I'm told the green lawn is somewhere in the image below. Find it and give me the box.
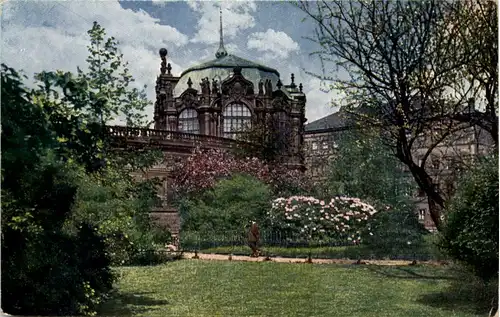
[99,260,491,317]
[191,234,447,261]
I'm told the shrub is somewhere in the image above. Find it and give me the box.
[267,195,378,245]
[1,157,115,316]
[439,154,499,281]
[361,202,430,259]
[179,174,272,236]
[67,165,172,266]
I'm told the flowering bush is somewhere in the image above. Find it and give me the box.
[268,195,377,244]
[170,147,310,197]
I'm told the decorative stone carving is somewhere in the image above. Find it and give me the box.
[265,79,273,96]
[220,68,254,98]
[212,79,219,94]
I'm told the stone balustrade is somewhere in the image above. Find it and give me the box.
[105,125,249,150]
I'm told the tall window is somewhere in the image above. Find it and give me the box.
[418,209,426,221]
[178,108,199,134]
[223,103,252,139]
[275,111,289,131]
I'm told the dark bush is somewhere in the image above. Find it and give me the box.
[1,160,115,316]
[1,66,115,315]
[362,202,431,259]
[439,154,499,282]
[178,174,272,234]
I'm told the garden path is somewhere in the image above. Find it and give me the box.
[181,252,448,266]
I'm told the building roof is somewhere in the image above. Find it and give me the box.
[173,54,281,97]
[305,111,349,132]
[180,54,280,77]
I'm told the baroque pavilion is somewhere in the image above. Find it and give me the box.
[151,10,307,170]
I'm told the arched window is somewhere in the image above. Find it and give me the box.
[178,109,199,134]
[223,103,252,139]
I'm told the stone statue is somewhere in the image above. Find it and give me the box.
[265,79,273,96]
[200,78,210,95]
[247,221,260,257]
[212,78,219,94]
[205,77,211,95]
[258,80,264,95]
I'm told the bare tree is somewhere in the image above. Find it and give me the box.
[296,0,496,230]
[443,0,498,147]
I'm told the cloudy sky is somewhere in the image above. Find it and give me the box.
[2,1,340,124]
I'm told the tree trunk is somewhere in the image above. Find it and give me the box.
[427,197,443,231]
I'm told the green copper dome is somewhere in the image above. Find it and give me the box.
[180,54,280,77]
[173,54,281,96]
[173,9,281,97]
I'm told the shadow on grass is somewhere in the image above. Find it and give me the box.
[416,279,497,316]
[368,264,497,315]
[365,265,458,280]
[98,291,169,316]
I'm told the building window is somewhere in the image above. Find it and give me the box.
[223,103,252,139]
[418,209,426,221]
[178,108,199,134]
[431,156,440,170]
[322,141,328,150]
[312,142,318,150]
[275,111,289,131]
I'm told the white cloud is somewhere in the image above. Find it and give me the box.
[2,1,189,124]
[188,1,257,45]
[303,77,340,123]
[2,0,336,125]
[247,28,299,60]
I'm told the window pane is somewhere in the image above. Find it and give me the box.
[223,103,252,139]
[178,108,199,134]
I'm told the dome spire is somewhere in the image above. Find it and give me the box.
[215,6,228,59]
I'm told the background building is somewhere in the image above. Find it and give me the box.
[303,108,494,231]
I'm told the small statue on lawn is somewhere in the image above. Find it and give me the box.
[247,221,261,257]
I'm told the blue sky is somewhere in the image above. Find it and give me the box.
[2,1,340,124]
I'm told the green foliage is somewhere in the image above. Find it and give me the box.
[235,115,293,164]
[179,174,272,235]
[1,21,164,315]
[1,154,115,316]
[361,204,429,258]
[66,165,171,265]
[439,154,499,281]
[323,129,428,253]
[32,21,150,172]
[323,129,416,206]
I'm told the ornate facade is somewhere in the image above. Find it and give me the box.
[152,45,306,169]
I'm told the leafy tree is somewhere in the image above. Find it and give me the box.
[322,128,416,206]
[178,174,272,237]
[439,154,499,282]
[1,65,114,316]
[235,113,295,164]
[321,128,428,254]
[296,0,497,230]
[32,21,150,172]
[66,163,169,265]
[1,21,168,315]
[170,146,310,199]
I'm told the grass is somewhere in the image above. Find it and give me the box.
[199,241,445,261]
[98,260,492,317]
[185,233,447,261]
